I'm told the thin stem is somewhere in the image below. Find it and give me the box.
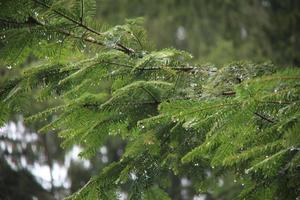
[101,61,133,68]
[254,112,275,123]
[136,66,198,72]
[141,86,159,103]
[132,32,143,49]
[81,0,84,23]
[222,91,236,96]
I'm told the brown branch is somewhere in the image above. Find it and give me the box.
[84,60,201,73]
[135,66,198,72]
[254,112,275,123]
[259,100,293,105]
[83,101,160,109]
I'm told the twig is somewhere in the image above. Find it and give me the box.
[136,66,197,72]
[254,112,275,123]
[222,91,236,96]
[141,86,159,103]
[80,0,84,23]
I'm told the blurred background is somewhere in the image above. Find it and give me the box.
[0,0,299,199]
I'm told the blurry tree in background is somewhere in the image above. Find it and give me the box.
[0,0,299,200]
[96,0,300,65]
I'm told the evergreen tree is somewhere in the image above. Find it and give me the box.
[0,0,299,199]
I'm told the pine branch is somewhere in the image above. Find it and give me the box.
[259,100,294,105]
[32,0,135,54]
[140,86,159,103]
[83,101,159,109]
[0,17,43,29]
[80,0,84,23]
[101,61,133,68]
[254,112,275,123]
[136,66,198,72]
[131,32,143,49]
[53,27,106,46]
[0,16,107,47]
[222,91,236,96]
[32,0,98,35]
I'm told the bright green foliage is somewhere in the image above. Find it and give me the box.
[1,1,300,199]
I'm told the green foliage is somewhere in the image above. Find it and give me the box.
[1,0,300,199]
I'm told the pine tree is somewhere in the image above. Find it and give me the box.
[1,1,300,199]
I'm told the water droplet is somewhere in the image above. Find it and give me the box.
[130,172,137,180]
[6,65,12,70]
[190,83,197,87]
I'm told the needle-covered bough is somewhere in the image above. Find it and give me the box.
[0,1,300,199]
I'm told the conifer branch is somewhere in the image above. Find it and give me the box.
[140,86,159,103]
[259,100,293,105]
[83,60,201,72]
[32,0,98,35]
[0,17,43,29]
[254,112,275,123]
[136,66,198,72]
[100,61,133,68]
[222,91,236,96]
[83,101,159,109]
[131,32,143,49]
[32,0,135,54]
[80,0,84,23]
